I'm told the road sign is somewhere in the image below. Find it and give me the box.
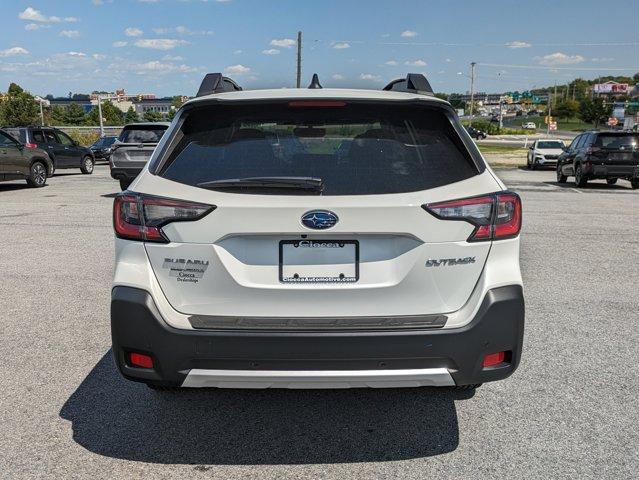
[549,122,557,131]
[544,116,553,124]
[607,117,618,126]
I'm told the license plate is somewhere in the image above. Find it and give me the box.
[279,240,359,283]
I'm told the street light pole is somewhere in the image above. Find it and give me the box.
[39,101,44,127]
[296,31,302,88]
[469,62,476,127]
[97,95,104,138]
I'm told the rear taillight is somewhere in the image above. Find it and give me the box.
[25,142,38,149]
[113,193,214,243]
[423,192,522,242]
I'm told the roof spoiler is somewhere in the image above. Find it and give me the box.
[196,73,242,97]
[383,73,433,95]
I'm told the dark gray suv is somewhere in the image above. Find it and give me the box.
[0,128,53,187]
[4,127,95,175]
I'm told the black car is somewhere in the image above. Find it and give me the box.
[557,131,639,188]
[0,128,54,187]
[4,127,95,175]
[465,125,487,140]
[90,136,117,161]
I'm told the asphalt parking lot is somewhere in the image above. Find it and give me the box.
[1,165,637,479]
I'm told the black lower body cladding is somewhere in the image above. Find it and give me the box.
[111,285,525,387]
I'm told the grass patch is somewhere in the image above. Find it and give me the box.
[477,144,527,155]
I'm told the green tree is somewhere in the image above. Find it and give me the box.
[171,95,186,109]
[50,106,67,125]
[85,101,124,126]
[63,103,87,125]
[554,99,579,120]
[578,98,611,128]
[167,109,177,121]
[143,110,164,122]
[124,106,139,124]
[0,82,40,127]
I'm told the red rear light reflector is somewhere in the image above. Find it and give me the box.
[25,142,38,149]
[483,351,506,368]
[129,352,154,369]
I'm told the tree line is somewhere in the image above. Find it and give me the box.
[0,82,184,127]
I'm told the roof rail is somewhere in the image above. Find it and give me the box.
[383,73,433,95]
[196,73,242,97]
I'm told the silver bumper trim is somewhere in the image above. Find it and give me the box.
[181,368,455,389]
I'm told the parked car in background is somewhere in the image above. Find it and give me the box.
[522,122,536,130]
[4,127,95,175]
[557,131,639,188]
[90,136,117,162]
[0,128,53,187]
[526,139,564,169]
[465,125,487,140]
[110,72,524,391]
[109,122,169,190]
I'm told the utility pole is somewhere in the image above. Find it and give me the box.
[296,31,302,88]
[39,101,44,127]
[468,62,476,127]
[97,95,104,137]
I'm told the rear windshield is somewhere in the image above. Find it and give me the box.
[537,141,564,149]
[119,125,167,143]
[594,134,638,149]
[159,102,479,195]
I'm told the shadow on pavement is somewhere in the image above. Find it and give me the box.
[60,351,469,465]
[544,180,631,190]
[0,182,43,192]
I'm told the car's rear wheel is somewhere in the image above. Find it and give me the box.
[606,178,618,185]
[119,178,132,190]
[80,156,94,174]
[631,179,639,189]
[574,164,588,187]
[26,161,47,188]
[556,165,567,183]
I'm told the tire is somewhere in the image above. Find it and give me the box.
[606,178,618,185]
[119,178,132,190]
[26,161,47,188]
[631,179,639,190]
[530,159,537,171]
[556,166,567,183]
[80,156,94,174]
[574,164,588,187]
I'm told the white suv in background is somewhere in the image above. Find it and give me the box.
[111,73,524,390]
[527,139,565,169]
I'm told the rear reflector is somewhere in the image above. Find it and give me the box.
[113,193,214,243]
[129,352,154,369]
[423,191,522,242]
[482,351,506,368]
[25,142,38,149]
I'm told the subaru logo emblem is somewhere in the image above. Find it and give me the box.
[301,210,338,230]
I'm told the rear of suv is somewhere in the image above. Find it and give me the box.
[111,73,525,390]
[4,127,95,175]
[557,131,639,188]
[109,122,169,190]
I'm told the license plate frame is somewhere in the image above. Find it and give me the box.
[279,239,359,284]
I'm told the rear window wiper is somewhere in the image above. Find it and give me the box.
[197,176,324,193]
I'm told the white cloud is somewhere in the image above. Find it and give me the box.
[332,42,350,50]
[112,41,128,47]
[384,60,398,66]
[134,39,189,50]
[233,49,242,54]
[225,64,250,74]
[262,49,280,55]
[92,53,106,60]
[536,52,585,66]
[92,0,113,4]
[270,38,296,48]
[18,7,77,23]
[405,59,426,67]
[135,60,196,74]
[359,73,381,81]
[332,74,344,80]
[125,27,143,37]
[445,58,452,62]
[591,57,614,63]
[60,30,80,38]
[163,54,184,61]
[67,51,87,57]
[506,41,532,49]
[0,47,29,57]
[25,23,44,31]
[401,30,418,38]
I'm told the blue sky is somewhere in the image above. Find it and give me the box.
[1,0,638,97]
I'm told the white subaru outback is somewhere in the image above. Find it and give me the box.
[111,73,524,390]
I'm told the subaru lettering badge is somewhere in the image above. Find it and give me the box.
[301,210,339,230]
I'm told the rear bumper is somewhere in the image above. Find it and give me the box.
[589,164,639,178]
[111,285,525,388]
[110,166,142,181]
